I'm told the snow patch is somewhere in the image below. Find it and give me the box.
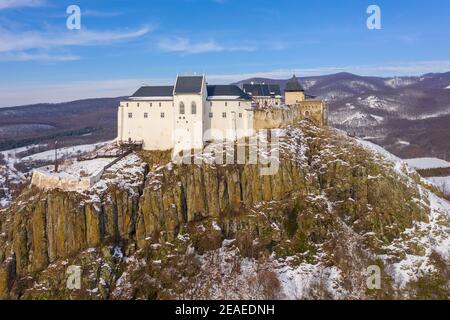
[404,158,450,170]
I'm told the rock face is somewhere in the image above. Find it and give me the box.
[0,122,448,300]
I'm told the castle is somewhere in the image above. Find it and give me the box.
[117,75,327,152]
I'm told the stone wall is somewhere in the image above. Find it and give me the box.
[253,106,302,130]
[253,101,327,130]
[297,100,327,126]
[30,168,104,191]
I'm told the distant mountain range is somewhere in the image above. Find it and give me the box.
[1,72,450,159]
[235,72,450,159]
[0,97,123,151]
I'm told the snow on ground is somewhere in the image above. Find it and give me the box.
[425,176,450,195]
[0,145,33,207]
[22,141,111,162]
[384,77,418,89]
[404,158,450,170]
[397,140,410,146]
[340,111,384,127]
[370,114,384,122]
[0,140,113,207]
[384,189,450,289]
[276,262,348,299]
[360,95,398,112]
[37,158,113,180]
[91,153,146,197]
[356,136,450,291]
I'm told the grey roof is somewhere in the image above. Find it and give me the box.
[242,83,281,97]
[285,75,304,92]
[207,85,252,100]
[131,86,174,97]
[130,84,251,100]
[174,76,204,94]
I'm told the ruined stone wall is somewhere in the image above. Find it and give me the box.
[297,100,326,126]
[253,106,302,130]
[253,101,327,130]
[30,169,103,191]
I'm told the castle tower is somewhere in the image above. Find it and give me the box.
[284,75,305,105]
[173,75,206,153]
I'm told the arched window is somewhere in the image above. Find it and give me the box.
[304,111,310,117]
[179,102,185,114]
[191,102,197,114]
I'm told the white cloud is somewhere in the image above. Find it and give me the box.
[0,0,44,10]
[158,37,223,54]
[0,26,152,61]
[0,52,80,62]
[157,37,256,55]
[82,9,124,17]
[0,26,152,53]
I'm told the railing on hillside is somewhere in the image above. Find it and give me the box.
[117,139,144,149]
[77,148,128,162]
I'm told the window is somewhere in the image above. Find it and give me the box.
[144,113,148,118]
[179,102,185,114]
[210,101,213,107]
[222,112,226,118]
[160,112,165,118]
[239,113,242,118]
[238,102,241,107]
[128,113,132,118]
[225,102,228,107]
[137,103,140,107]
[191,101,197,115]
[126,103,129,107]
[159,102,162,107]
[150,103,152,107]
[209,112,213,118]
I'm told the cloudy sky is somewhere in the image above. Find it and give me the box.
[1,0,450,107]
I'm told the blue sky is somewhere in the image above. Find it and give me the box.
[1,0,450,106]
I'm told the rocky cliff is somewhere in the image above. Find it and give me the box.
[0,121,448,300]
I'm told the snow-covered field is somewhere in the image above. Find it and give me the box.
[404,158,450,170]
[425,176,450,195]
[0,140,113,207]
[21,141,111,162]
[37,158,114,180]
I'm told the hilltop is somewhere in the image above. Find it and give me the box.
[0,121,448,299]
